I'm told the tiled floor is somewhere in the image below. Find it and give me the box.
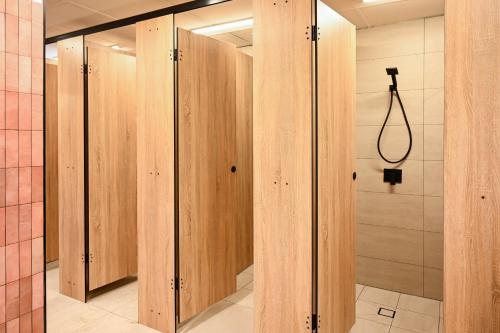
[47,266,443,333]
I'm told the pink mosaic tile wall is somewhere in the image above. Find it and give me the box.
[0,0,44,332]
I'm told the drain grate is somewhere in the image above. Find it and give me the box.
[378,307,396,318]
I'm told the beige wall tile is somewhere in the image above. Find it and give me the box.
[357,159,424,195]
[357,125,423,160]
[357,90,423,126]
[424,89,444,124]
[357,19,424,60]
[357,192,423,230]
[357,224,423,265]
[424,125,443,160]
[424,161,443,196]
[425,16,444,53]
[424,52,444,89]
[357,256,424,296]
[357,54,424,93]
[424,196,443,233]
[424,268,443,300]
[424,232,443,269]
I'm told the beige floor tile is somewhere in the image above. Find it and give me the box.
[389,328,414,333]
[350,318,390,333]
[88,280,138,314]
[356,300,395,326]
[392,309,439,333]
[243,281,253,291]
[359,286,400,308]
[73,313,158,333]
[47,294,109,332]
[178,301,253,333]
[241,265,254,277]
[237,272,253,290]
[398,294,440,317]
[225,288,254,309]
[356,284,365,300]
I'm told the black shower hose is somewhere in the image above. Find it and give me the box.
[377,88,413,164]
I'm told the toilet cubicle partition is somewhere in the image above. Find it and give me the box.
[57,37,138,301]
[254,0,356,332]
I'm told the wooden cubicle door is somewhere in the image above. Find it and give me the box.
[87,46,137,291]
[444,0,500,332]
[57,37,86,301]
[254,0,314,331]
[235,51,253,274]
[317,1,356,332]
[136,16,175,333]
[46,61,59,263]
[178,28,237,322]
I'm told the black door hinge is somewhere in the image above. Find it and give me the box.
[312,25,318,41]
[311,314,318,330]
[173,49,179,61]
[83,64,89,75]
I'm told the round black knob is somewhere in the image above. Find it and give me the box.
[231,166,237,173]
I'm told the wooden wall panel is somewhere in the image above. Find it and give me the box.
[46,62,59,263]
[87,47,137,291]
[57,37,86,301]
[317,2,356,332]
[178,28,237,322]
[253,0,314,332]
[235,51,253,274]
[136,16,175,333]
[444,0,500,332]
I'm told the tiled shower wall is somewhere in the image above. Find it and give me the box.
[356,17,444,300]
[0,0,45,331]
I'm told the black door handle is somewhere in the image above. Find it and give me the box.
[231,166,237,173]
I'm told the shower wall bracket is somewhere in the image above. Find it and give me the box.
[384,168,402,185]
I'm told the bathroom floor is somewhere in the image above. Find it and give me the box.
[46,266,443,333]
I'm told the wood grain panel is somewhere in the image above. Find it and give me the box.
[57,37,85,301]
[253,0,313,331]
[444,0,500,332]
[45,62,59,263]
[136,16,175,333]
[87,46,137,291]
[178,28,237,322]
[235,51,253,274]
[317,2,356,332]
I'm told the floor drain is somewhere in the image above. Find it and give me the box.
[378,307,396,318]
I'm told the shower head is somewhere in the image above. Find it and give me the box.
[386,67,399,91]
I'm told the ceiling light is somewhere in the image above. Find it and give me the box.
[33,0,43,3]
[192,18,253,36]
[111,45,121,50]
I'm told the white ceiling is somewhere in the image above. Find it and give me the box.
[45,0,444,56]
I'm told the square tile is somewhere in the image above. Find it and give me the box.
[424,53,444,89]
[397,294,440,317]
[359,286,400,308]
[425,16,444,53]
[32,131,43,166]
[424,161,443,196]
[392,309,439,333]
[5,243,18,283]
[19,277,31,315]
[31,95,43,130]
[423,125,443,161]
[356,284,364,300]
[423,197,443,233]
[424,89,444,125]
[18,204,31,241]
[350,318,390,333]
[5,281,19,321]
[356,300,395,326]
[5,206,18,245]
